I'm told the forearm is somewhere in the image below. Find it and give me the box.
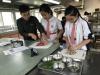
[20,33,34,39]
[75,39,91,50]
[63,36,71,47]
[57,29,63,39]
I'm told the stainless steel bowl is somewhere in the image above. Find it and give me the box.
[42,55,52,62]
[53,53,62,60]
[58,62,65,69]
[53,62,65,70]
[67,62,80,72]
[62,57,67,63]
[53,62,59,69]
[73,58,81,62]
[66,57,73,63]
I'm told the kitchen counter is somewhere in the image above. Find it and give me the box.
[0,38,60,75]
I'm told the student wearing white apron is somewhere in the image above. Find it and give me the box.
[39,4,63,42]
[63,6,93,53]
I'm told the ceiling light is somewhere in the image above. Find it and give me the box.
[44,0,60,4]
[2,0,11,3]
[75,0,79,2]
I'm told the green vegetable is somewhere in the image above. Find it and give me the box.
[40,61,54,70]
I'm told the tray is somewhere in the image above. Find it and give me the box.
[38,60,83,75]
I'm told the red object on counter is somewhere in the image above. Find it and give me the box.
[36,41,48,46]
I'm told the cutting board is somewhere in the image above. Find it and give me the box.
[59,49,86,60]
[30,42,53,49]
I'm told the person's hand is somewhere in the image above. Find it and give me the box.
[68,45,76,55]
[56,36,59,40]
[41,33,48,41]
[68,45,74,51]
[28,33,37,40]
[53,37,59,44]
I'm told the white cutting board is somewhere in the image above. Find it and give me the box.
[59,49,86,60]
[30,42,53,49]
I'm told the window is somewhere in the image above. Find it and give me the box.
[0,12,3,26]
[2,12,14,26]
[2,12,15,32]
[0,12,4,33]
[34,10,42,22]
[30,10,42,22]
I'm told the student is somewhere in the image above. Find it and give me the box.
[17,4,46,44]
[39,4,63,42]
[83,11,89,22]
[63,6,93,53]
[60,16,66,45]
[61,16,66,31]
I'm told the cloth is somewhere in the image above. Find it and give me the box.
[70,23,76,45]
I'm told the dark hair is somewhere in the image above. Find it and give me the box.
[19,4,30,13]
[62,16,66,20]
[39,4,53,15]
[65,5,81,17]
[84,11,89,15]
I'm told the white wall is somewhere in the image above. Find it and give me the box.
[53,12,64,20]
[84,0,100,12]
[33,0,100,21]
[57,0,100,19]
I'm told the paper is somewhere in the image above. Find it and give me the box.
[30,42,53,49]
[59,49,86,60]
[0,42,10,46]
[3,46,29,55]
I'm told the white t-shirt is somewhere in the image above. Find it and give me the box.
[63,17,91,50]
[41,16,62,41]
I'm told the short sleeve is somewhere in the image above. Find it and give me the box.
[82,21,91,39]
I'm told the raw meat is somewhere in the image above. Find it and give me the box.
[36,41,48,46]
